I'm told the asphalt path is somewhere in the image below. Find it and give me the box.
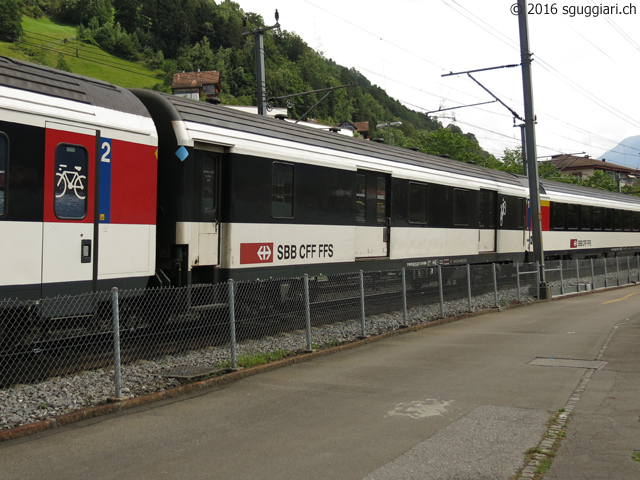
[2,285,640,480]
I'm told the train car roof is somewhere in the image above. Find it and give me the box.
[131,89,525,188]
[539,177,640,206]
[0,56,150,117]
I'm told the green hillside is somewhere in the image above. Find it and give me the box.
[0,16,162,88]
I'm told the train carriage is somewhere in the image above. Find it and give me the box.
[131,89,532,286]
[0,57,158,303]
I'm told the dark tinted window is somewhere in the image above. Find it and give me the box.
[356,174,365,222]
[203,156,215,213]
[551,202,564,230]
[633,212,640,232]
[453,189,469,226]
[478,190,496,228]
[604,208,613,231]
[580,205,592,230]
[408,182,427,224]
[592,207,603,230]
[0,134,6,216]
[376,177,386,224]
[272,162,294,218]
[517,198,526,229]
[613,209,623,231]
[55,144,88,219]
[622,211,631,231]
[566,204,579,230]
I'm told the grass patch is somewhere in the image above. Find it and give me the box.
[536,457,552,474]
[0,16,162,88]
[214,349,294,369]
[632,451,640,462]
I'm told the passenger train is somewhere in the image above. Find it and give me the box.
[1,56,640,303]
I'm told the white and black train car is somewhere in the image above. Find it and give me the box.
[2,56,640,304]
[131,90,532,286]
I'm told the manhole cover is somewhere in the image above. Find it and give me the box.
[528,357,608,369]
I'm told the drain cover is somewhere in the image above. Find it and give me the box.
[528,357,608,369]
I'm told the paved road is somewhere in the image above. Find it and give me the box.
[2,286,640,480]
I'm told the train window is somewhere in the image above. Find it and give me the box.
[408,182,428,224]
[356,174,366,222]
[551,202,564,230]
[633,212,640,232]
[478,190,496,229]
[622,211,631,231]
[566,204,579,230]
[453,188,469,226]
[592,207,603,230]
[272,162,294,218]
[0,134,6,217]
[580,205,592,230]
[517,198,526,229]
[613,209,623,231]
[376,177,386,224]
[202,157,215,213]
[603,208,613,231]
[54,144,88,220]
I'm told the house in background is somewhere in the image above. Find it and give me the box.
[545,154,640,188]
[336,121,370,139]
[172,71,221,102]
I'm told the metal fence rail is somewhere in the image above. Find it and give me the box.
[0,258,638,400]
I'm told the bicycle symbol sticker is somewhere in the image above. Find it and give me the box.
[56,164,86,200]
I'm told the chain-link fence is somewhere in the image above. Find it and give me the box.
[1,257,638,410]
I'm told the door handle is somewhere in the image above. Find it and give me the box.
[81,239,92,263]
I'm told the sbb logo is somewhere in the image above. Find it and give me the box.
[240,243,274,264]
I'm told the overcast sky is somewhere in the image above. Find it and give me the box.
[236,0,640,165]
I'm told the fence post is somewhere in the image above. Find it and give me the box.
[536,261,541,299]
[359,270,366,337]
[401,268,408,326]
[492,263,499,307]
[604,258,608,287]
[627,256,631,285]
[516,262,521,303]
[228,280,237,369]
[616,257,620,286]
[438,265,445,317]
[304,274,312,351]
[591,258,595,290]
[560,260,565,295]
[111,287,122,399]
[576,259,580,293]
[467,264,472,313]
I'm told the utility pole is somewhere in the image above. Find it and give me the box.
[243,10,280,116]
[518,0,549,297]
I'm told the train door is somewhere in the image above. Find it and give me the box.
[478,189,497,253]
[42,123,97,297]
[355,170,390,259]
[195,150,220,267]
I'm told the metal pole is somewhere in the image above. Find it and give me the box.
[604,258,609,287]
[517,0,547,293]
[492,263,499,307]
[401,268,408,326]
[467,264,472,312]
[304,274,312,351]
[560,260,565,295]
[627,256,631,284]
[535,261,540,299]
[438,265,444,317]
[516,262,521,303]
[616,257,620,286]
[576,259,580,292]
[111,287,122,399]
[591,258,596,289]
[359,271,366,337]
[228,280,237,369]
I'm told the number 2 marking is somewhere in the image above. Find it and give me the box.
[101,141,111,163]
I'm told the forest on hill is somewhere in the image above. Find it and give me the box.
[0,0,636,193]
